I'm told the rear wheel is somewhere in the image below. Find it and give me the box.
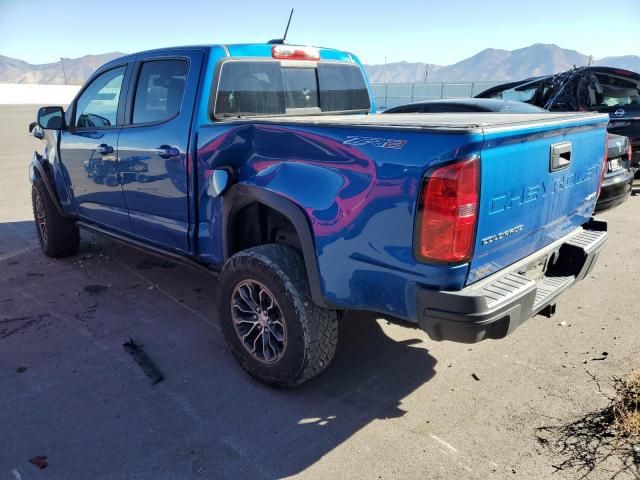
[31,178,80,258]
[217,244,339,388]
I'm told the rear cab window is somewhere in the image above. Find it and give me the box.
[213,60,370,119]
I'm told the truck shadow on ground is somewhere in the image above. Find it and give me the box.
[198,310,438,479]
[268,312,437,476]
[0,225,438,479]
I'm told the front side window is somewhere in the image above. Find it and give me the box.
[132,59,189,124]
[75,66,126,128]
[214,60,370,118]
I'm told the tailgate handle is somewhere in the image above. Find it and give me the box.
[550,142,572,171]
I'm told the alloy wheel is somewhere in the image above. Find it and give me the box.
[231,280,287,364]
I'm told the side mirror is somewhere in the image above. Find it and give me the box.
[37,106,66,130]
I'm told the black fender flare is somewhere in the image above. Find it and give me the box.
[30,153,75,220]
[221,184,330,308]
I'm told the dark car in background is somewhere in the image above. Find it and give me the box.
[598,133,634,213]
[382,98,547,114]
[476,66,640,175]
[383,97,633,213]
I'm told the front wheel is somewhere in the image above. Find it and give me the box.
[217,244,339,388]
[31,178,80,258]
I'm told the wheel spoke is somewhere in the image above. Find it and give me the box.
[233,302,255,315]
[261,330,270,361]
[269,324,285,343]
[258,287,274,312]
[238,284,260,312]
[234,316,258,326]
[251,328,262,355]
[267,331,279,356]
[241,322,259,342]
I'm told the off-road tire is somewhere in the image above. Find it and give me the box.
[31,178,80,258]
[217,244,339,388]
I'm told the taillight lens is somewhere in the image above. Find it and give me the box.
[598,135,609,197]
[272,45,320,61]
[415,157,480,263]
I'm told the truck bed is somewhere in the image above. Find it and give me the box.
[245,112,609,132]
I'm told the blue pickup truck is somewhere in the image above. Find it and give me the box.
[30,43,609,387]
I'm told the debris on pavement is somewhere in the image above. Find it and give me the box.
[123,338,164,385]
[29,455,48,469]
[83,285,109,295]
[536,371,640,478]
[472,373,480,382]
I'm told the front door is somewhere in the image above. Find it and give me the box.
[117,53,202,252]
[60,65,130,232]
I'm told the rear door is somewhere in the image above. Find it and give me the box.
[467,115,608,284]
[60,64,130,231]
[117,51,203,253]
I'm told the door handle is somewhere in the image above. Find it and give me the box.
[155,145,180,159]
[96,144,114,155]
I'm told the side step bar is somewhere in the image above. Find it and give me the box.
[77,221,219,277]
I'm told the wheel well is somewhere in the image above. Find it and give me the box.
[227,202,302,257]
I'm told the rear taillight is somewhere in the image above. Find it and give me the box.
[272,45,320,61]
[415,157,480,263]
[598,135,609,197]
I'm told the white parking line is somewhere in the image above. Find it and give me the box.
[0,246,37,262]
[430,434,458,452]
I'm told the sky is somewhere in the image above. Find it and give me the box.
[0,0,638,66]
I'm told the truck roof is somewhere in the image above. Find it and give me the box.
[102,43,354,69]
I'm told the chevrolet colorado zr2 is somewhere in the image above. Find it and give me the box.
[29,43,609,387]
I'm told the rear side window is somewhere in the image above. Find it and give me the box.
[75,66,126,128]
[214,60,370,118]
[132,59,188,124]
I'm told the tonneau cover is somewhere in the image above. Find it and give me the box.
[242,112,609,132]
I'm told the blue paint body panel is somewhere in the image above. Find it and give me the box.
[468,120,608,283]
[196,122,482,317]
[33,43,609,323]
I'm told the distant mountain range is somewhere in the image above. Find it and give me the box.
[1,44,638,85]
[363,44,640,83]
[0,52,125,85]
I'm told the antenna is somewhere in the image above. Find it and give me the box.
[268,8,295,45]
[283,9,294,42]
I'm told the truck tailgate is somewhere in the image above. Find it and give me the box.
[467,114,609,284]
